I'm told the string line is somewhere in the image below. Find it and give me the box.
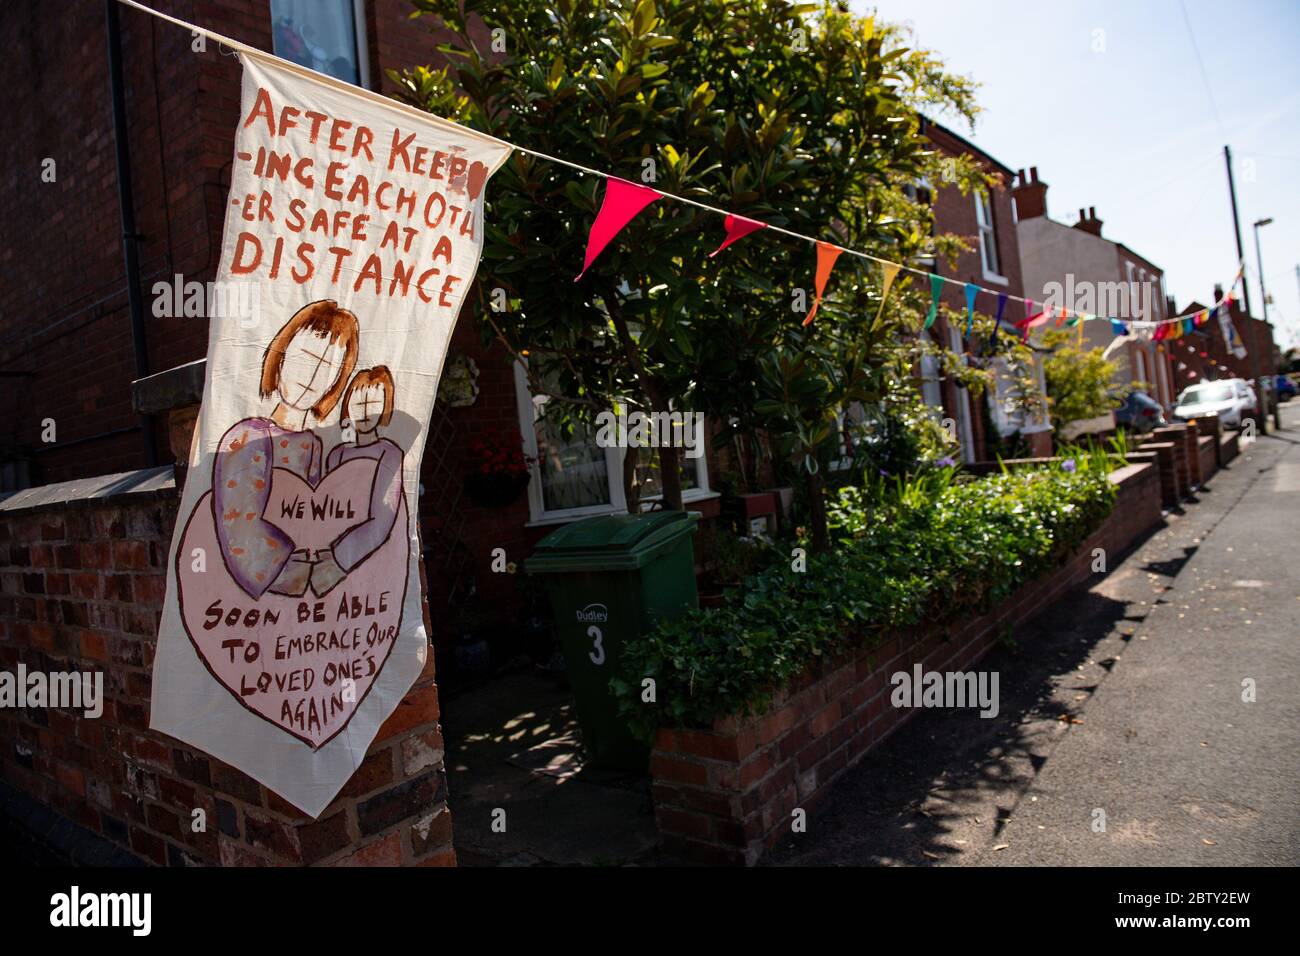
[114,0,1241,329]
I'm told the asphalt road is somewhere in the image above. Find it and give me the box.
[771,403,1300,866]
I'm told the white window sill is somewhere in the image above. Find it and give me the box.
[981,271,1010,286]
[525,490,721,527]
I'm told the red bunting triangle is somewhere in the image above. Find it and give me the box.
[801,242,844,327]
[709,214,767,258]
[575,178,661,281]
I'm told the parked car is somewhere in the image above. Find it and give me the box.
[1113,390,1166,433]
[1276,375,1297,402]
[1172,378,1256,430]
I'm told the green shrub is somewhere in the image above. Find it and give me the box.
[611,467,1118,740]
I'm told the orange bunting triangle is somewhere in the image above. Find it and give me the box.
[801,242,844,327]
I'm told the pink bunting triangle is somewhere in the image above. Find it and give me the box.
[575,178,661,281]
[708,214,767,258]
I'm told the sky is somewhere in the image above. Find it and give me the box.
[857,0,1300,351]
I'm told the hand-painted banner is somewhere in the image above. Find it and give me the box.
[150,51,511,817]
[1218,306,1248,358]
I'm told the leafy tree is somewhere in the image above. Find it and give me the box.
[1040,328,1120,428]
[395,0,984,546]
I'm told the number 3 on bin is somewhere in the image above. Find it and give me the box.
[587,625,605,666]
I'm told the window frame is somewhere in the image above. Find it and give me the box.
[974,189,1007,285]
[269,0,372,89]
[512,362,714,526]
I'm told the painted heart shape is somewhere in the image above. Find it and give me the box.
[174,456,409,750]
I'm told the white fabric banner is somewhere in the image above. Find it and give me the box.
[151,51,509,817]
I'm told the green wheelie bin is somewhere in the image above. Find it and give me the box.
[524,511,700,771]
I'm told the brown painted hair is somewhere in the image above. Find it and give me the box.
[260,300,360,419]
[343,365,395,428]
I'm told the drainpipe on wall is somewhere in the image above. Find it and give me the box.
[105,0,158,467]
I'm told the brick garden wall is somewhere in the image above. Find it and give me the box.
[0,475,453,866]
[649,462,1163,865]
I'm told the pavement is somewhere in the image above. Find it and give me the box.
[442,669,658,866]
[770,403,1300,866]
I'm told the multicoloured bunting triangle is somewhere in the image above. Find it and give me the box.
[963,283,979,337]
[801,241,844,326]
[924,273,944,329]
[873,262,902,325]
[1018,299,1045,342]
[708,213,767,258]
[575,177,661,281]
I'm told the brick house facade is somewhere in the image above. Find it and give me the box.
[4,3,1046,648]
[1013,167,1180,408]
[922,119,1053,461]
[1170,288,1277,412]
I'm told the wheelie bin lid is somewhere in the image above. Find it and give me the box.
[524,511,699,573]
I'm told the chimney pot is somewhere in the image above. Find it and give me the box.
[1012,166,1049,219]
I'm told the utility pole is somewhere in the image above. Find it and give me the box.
[1223,145,1265,432]
[1224,146,1253,317]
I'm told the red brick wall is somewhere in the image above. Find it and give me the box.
[1149,424,1194,496]
[0,486,454,866]
[1,0,209,482]
[1170,298,1278,400]
[650,462,1162,865]
[0,0,498,488]
[1219,430,1240,465]
[1197,436,1217,486]
[923,122,1027,462]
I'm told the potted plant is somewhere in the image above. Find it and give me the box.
[464,429,534,507]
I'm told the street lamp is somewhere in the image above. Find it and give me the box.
[1253,217,1273,321]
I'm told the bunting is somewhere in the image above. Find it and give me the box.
[109,0,1255,357]
[874,262,902,326]
[924,274,944,329]
[709,213,767,258]
[1017,299,1045,343]
[801,241,844,326]
[963,283,979,338]
[575,178,661,281]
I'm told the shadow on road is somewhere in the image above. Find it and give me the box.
[768,532,1162,867]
